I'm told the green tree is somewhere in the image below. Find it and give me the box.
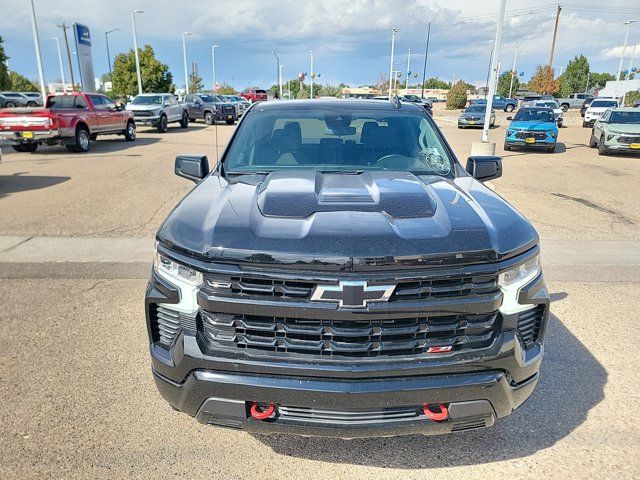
[188,67,203,93]
[559,54,590,97]
[296,87,309,99]
[589,72,615,89]
[424,77,450,89]
[529,65,560,95]
[497,70,520,97]
[446,80,467,109]
[9,71,38,91]
[112,45,173,97]
[0,35,9,90]
[217,82,235,95]
[624,91,640,107]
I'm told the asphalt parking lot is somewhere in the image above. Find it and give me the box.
[1,105,639,479]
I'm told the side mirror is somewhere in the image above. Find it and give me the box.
[466,156,502,182]
[506,116,513,120]
[175,154,210,182]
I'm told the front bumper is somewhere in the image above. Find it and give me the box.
[458,118,485,128]
[145,261,549,438]
[133,116,160,126]
[0,129,59,144]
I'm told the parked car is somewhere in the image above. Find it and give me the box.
[126,93,189,133]
[219,95,249,117]
[0,92,135,153]
[557,93,592,111]
[22,92,43,107]
[583,98,619,128]
[531,100,564,127]
[401,95,433,114]
[0,92,28,108]
[504,107,558,153]
[240,87,268,103]
[580,97,595,117]
[471,95,518,112]
[458,104,495,128]
[184,94,237,125]
[589,107,640,155]
[146,99,549,438]
[520,95,546,108]
[633,99,640,108]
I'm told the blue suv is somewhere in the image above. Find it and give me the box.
[504,107,559,153]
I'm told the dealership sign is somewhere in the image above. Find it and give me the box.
[73,23,96,92]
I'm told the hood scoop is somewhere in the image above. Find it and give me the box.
[257,170,437,219]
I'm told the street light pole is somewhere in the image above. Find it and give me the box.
[617,20,636,81]
[451,73,457,85]
[405,48,412,91]
[105,28,120,88]
[626,43,638,79]
[508,46,518,98]
[211,45,218,93]
[57,23,76,91]
[420,22,431,99]
[131,9,144,95]
[182,32,192,94]
[271,51,280,99]
[388,27,397,99]
[28,0,47,100]
[482,0,506,143]
[309,50,314,99]
[51,37,66,92]
[279,64,284,100]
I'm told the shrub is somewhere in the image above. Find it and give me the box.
[446,81,467,109]
[624,90,640,107]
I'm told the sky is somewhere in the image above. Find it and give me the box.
[1,0,639,91]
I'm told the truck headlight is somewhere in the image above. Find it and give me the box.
[499,254,541,314]
[153,250,203,286]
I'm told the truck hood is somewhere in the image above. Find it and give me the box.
[607,124,640,134]
[157,170,538,269]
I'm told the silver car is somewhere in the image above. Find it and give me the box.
[126,93,189,133]
[458,105,495,128]
[221,95,250,117]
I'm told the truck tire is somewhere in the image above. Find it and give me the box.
[505,104,514,112]
[5,101,16,108]
[90,133,98,141]
[204,111,214,125]
[588,132,597,148]
[157,114,168,133]
[66,126,91,153]
[27,101,37,107]
[180,111,189,128]
[503,141,511,151]
[124,120,136,141]
[547,144,556,153]
[225,118,235,125]
[560,103,569,111]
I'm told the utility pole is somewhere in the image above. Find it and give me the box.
[271,51,280,98]
[58,23,76,91]
[482,0,506,144]
[585,72,590,93]
[105,28,119,87]
[388,27,397,99]
[279,64,284,100]
[309,51,314,99]
[51,38,66,92]
[508,47,518,98]
[131,10,144,95]
[617,20,635,81]
[405,48,412,91]
[182,32,192,94]
[420,22,431,99]
[484,44,495,99]
[211,45,218,92]
[549,4,562,67]
[28,0,47,100]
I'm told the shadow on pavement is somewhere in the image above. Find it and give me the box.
[256,312,606,468]
[0,172,70,197]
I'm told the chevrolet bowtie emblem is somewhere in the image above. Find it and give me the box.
[310,281,395,308]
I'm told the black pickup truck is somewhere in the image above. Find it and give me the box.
[145,99,549,438]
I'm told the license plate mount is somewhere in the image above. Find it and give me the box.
[630,143,640,149]
[21,131,34,139]
[525,137,535,144]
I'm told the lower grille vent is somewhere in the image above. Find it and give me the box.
[517,305,545,348]
[278,406,421,425]
[150,305,198,347]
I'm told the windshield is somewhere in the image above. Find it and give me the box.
[610,111,640,124]
[466,106,486,113]
[131,95,163,105]
[538,102,559,108]
[224,107,454,177]
[198,95,216,102]
[513,109,554,123]
[591,100,617,108]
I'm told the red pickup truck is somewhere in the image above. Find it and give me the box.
[0,92,136,153]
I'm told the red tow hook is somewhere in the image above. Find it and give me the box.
[249,402,276,420]
[423,403,449,422]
